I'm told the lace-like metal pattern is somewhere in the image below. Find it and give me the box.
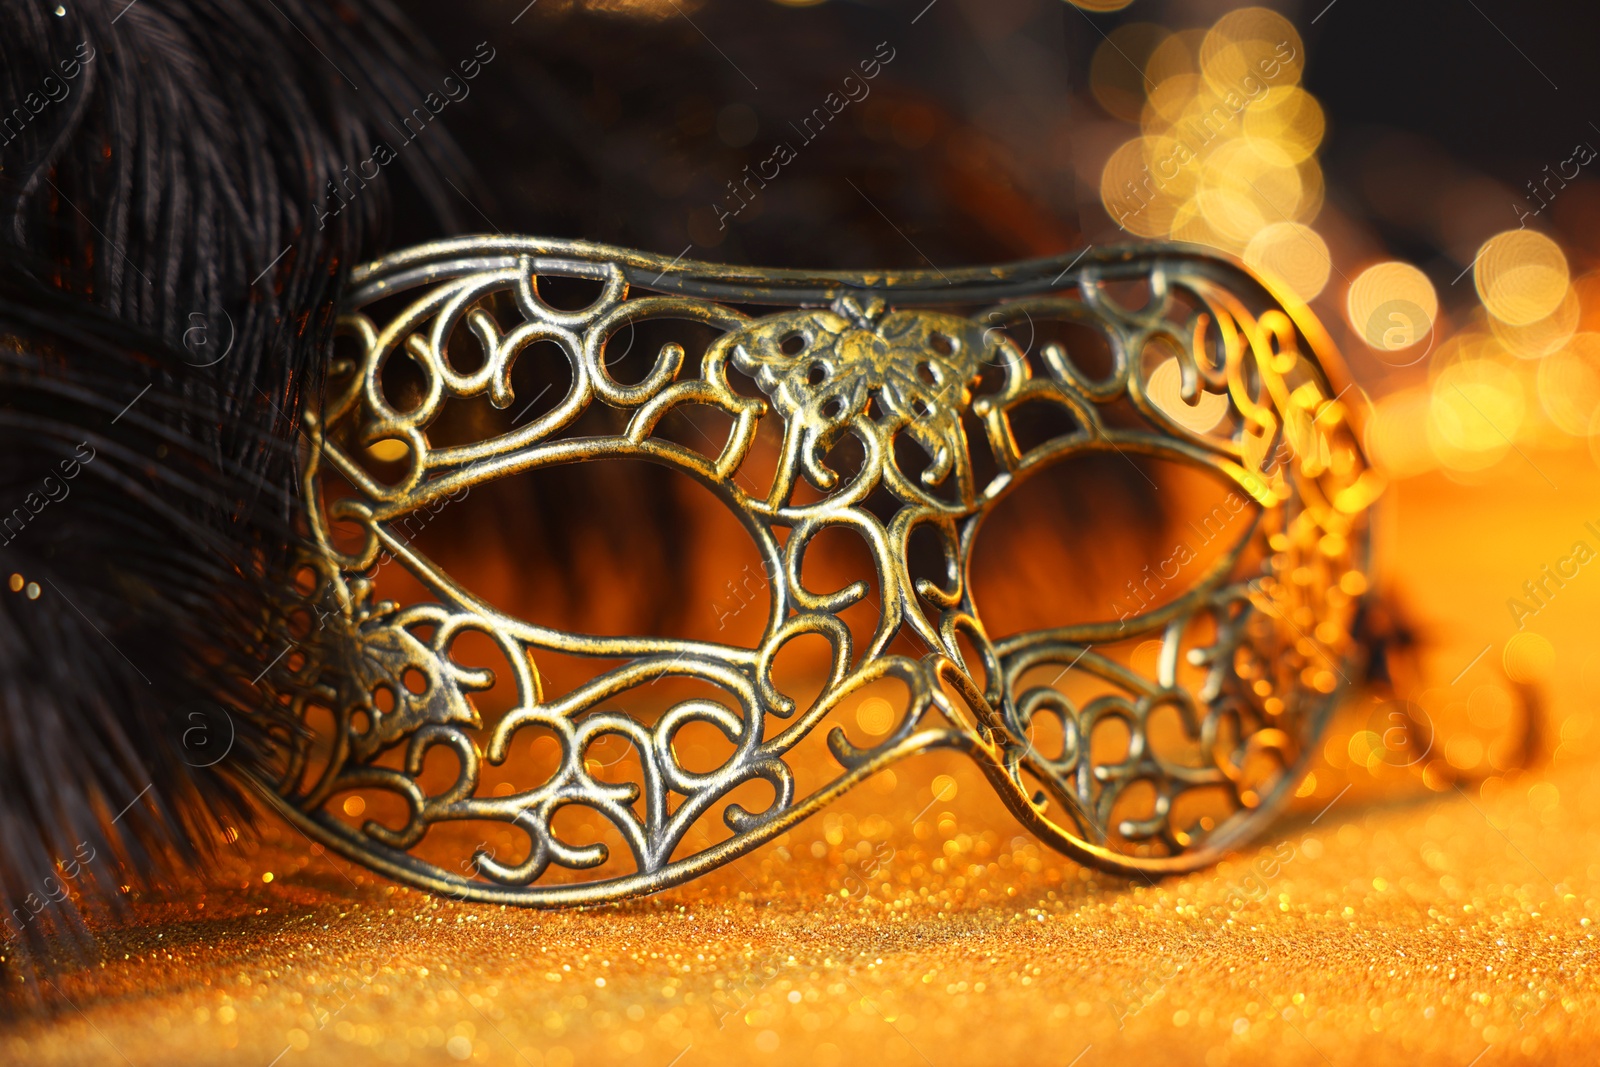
[265,238,1381,904]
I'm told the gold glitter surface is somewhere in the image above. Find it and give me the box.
[4,449,1599,1066]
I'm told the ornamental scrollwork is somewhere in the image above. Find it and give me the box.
[261,237,1380,904]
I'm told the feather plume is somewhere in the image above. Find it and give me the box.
[0,0,463,998]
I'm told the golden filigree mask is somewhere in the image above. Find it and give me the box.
[264,238,1381,904]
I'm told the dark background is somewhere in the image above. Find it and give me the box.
[387,0,1600,279]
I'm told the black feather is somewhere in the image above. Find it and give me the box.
[0,0,463,999]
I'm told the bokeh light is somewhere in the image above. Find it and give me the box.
[1346,262,1439,354]
[1244,221,1331,301]
[1366,386,1436,479]
[1474,230,1570,326]
[855,697,895,736]
[1536,332,1600,436]
[1087,2,1598,490]
[1504,632,1556,684]
[1427,357,1524,471]
[1199,7,1304,95]
[1491,283,1579,358]
[1098,7,1324,256]
[1242,86,1325,163]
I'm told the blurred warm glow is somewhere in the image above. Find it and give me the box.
[1079,0,1600,490]
[1199,8,1304,93]
[1086,5,1600,487]
[1145,29,1204,84]
[1147,355,1230,432]
[1198,140,1304,243]
[855,697,894,735]
[1474,229,1570,326]
[1242,86,1324,163]
[1366,386,1435,479]
[1427,357,1524,471]
[1491,283,1579,358]
[1504,631,1555,684]
[1536,332,1600,436]
[1346,262,1438,352]
[1099,7,1323,256]
[1100,138,1178,238]
[1244,221,1330,300]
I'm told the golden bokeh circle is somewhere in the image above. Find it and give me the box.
[1504,632,1555,684]
[1199,7,1304,94]
[1492,284,1580,358]
[855,697,895,736]
[1145,30,1202,85]
[1143,71,1203,129]
[1537,332,1600,436]
[1096,7,1329,261]
[1474,230,1570,326]
[1244,221,1331,301]
[1346,262,1438,357]
[1195,187,1267,250]
[1295,159,1326,223]
[1101,138,1178,237]
[1242,86,1324,163]
[1427,357,1524,469]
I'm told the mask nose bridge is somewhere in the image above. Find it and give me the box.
[924,647,1014,746]
[885,587,1017,752]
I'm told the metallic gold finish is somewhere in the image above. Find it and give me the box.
[265,237,1380,905]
